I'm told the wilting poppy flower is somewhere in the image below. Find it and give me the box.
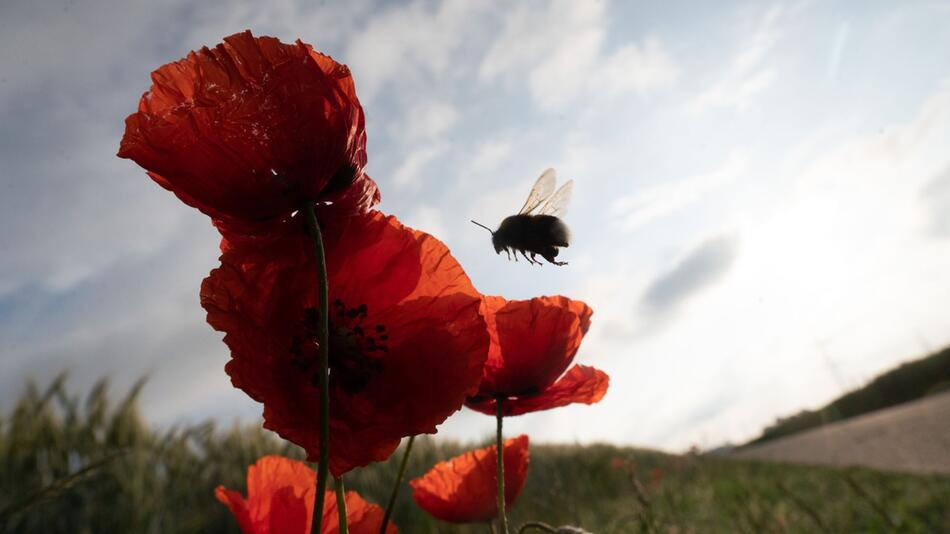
[410,435,529,524]
[465,295,608,416]
[216,455,397,534]
[118,30,378,224]
[201,211,489,475]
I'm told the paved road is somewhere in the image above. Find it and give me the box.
[734,390,950,475]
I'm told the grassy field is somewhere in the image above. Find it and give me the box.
[1,377,948,533]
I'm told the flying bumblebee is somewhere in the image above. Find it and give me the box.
[471,168,573,266]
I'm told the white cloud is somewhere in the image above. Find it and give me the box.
[611,150,748,233]
[384,100,458,191]
[921,165,950,237]
[344,0,489,103]
[470,139,512,172]
[0,1,165,105]
[826,20,851,81]
[391,143,449,190]
[400,101,460,143]
[457,138,513,184]
[0,221,250,425]
[689,4,783,112]
[591,36,679,98]
[617,82,950,450]
[0,2,199,297]
[386,100,458,191]
[480,0,679,111]
[403,204,449,240]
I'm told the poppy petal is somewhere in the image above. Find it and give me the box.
[215,486,256,534]
[410,435,529,524]
[201,211,489,475]
[215,455,314,534]
[467,364,609,416]
[267,486,312,534]
[322,490,399,534]
[477,296,592,397]
[217,456,397,533]
[118,30,375,223]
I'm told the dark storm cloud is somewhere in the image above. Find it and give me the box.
[642,235,739,313]
[921,165,950,237]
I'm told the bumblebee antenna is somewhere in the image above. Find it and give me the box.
[470,220,494,234]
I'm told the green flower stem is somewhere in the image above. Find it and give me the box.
[380,435,415,534]
[496,397,509,534]
[335,476,349,534]
[302,202,330,534]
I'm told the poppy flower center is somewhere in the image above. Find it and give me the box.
[322,163,360,196]
[289,300,388,395]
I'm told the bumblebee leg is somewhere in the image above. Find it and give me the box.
[529,252,542,265]
[513,249,518,262]
[542,253,567,266]
[505,248,512,261]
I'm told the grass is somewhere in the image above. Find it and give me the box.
[1,376,947,533]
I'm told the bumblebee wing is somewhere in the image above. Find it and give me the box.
[518,168,557,215]
[539,179,573,218]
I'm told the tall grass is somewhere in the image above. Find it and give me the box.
[1,377,947,533]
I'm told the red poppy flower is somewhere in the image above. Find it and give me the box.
[410,435,530,524]
[215,455,397,534]
[201,210,489,475]
[465,295,608,416]
[118,30,378,224]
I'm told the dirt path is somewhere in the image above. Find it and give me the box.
[734,390,950,475]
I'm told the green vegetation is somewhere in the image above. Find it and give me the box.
[1,377,948,533]
[749,346,950,446]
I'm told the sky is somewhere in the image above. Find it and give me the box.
[2,0,950,452]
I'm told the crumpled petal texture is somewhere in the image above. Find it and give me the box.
[215,456,396,534]
[465,295,607,416]
[466,364,609,416]
[478,296,592,396]
[410,435,529,524]
[201,211,489,475]
[118,30,376,223]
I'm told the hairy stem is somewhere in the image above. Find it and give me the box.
[496,398,509,534]
[302,202,330,534]
[380,435,415,534]
[335,476,349,534]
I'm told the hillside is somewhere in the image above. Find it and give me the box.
[746,346,950,446]
[736,389,950,475]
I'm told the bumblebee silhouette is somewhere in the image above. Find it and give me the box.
[472,168,573,266]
